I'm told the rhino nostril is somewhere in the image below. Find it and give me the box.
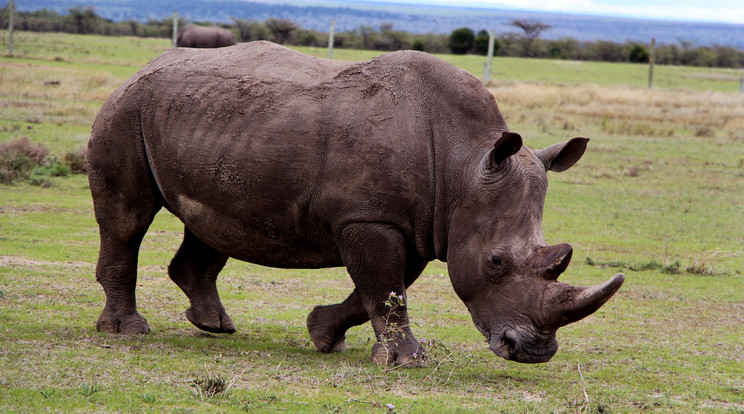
[502,335,515,350]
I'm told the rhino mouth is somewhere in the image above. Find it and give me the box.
[488,328,558,364]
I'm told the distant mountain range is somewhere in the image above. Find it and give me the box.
[18,0,744,49]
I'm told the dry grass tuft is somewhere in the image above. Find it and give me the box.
[189,374,227,400]
[685,249,721,276]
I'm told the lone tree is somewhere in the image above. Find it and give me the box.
[448,27,474,55]
[265,18,299,44]
[232,18,267,42]
[509,19,551,57]
[379,22,405,50]
[473,29,499,56]
[357,25,374,49]
[67,6,99,34]
[628,44,650,63]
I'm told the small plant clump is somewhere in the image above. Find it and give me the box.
[79,381,101,397]
[378,292,435,368]
[64,146,88,173]
[377,292,408,363]
[189,373,227,400]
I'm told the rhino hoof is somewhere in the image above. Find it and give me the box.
[96,313,150,334]
[370,342,428,367]
[186,308,236,334]
[311,333,347,353]
[307,306,347,353]
[370,342,394,365]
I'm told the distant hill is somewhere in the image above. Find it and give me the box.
[18,0,744,49]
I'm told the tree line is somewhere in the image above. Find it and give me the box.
[3,5,744,69]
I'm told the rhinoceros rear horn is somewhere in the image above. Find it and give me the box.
[535,137,589,172]
[542,273,625,329]
[488,131,522,171]
[529,243,573,280]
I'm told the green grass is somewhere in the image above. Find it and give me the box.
[1,32,743,413]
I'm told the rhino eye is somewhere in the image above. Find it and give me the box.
[487,253,508,281]
[487,254,507,281]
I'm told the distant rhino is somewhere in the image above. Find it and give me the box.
[176,24,236,48]
[88,41,624,366]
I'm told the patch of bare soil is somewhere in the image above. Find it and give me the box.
[0,255,94,269]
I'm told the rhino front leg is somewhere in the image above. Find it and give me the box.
[168,228,235,333]
[335,223,425,366]
[307,289,369,352]
[307,257,427,354]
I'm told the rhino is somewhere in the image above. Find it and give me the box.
[176,24,236,48]
[88,41,624,366]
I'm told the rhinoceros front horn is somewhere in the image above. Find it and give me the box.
[542,273,625,329]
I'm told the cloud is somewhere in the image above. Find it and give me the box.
[582,3,744,24]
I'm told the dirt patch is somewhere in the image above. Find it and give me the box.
[0,255,94,269]
[2,204,88,214]
[0,255,173,276]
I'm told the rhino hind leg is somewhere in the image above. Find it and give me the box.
[93,201,159,334]
[168,228,235,334]
[95,225,155,335]
[307,289,369,352]
[90,133,162,335]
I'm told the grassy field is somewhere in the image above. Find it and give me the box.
[1,32,743,413]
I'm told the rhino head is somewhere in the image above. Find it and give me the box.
[447,131,624,363]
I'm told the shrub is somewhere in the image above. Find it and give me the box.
[629,44,650,63]
[447,27,474,55]
[0,137,50,184]
[298,32,318,46]
[34,156,71,178]
[695,126,715,137]
[474,29,490,55]
[0,138,84,185]
[64,146,88,173]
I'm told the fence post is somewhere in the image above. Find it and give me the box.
[327,20,335,59]
[482,30,495,84]
[172,11,178,47]
[648,38,655,89]
[8,0,14,55]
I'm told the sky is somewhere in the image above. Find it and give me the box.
[359,0,744,24]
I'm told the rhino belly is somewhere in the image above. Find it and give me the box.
[170,192,343,268]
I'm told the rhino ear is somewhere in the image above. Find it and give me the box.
[488,131,522,172]
[535,137,589,172]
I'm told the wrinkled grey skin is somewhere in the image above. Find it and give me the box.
[88,41,624,366]
[176,24,236,48]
